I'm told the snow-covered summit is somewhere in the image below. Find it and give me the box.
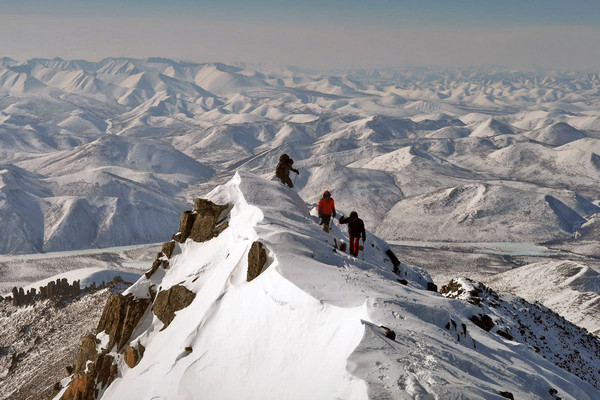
[54,172,600,400]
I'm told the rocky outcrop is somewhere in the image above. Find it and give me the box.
[61,335,118,400]
[144,241,178,279]
[124,344,140,369]
[96,294,151,352]
[60,293,149,400]
[4,278,126,307]
[57,198,228,399]
[174,211,196,244]
[152,285,196,330]
[190,199,229,242]
[441,277,600,390]
[247,241,267,282]
[161,241,176,259]
[172,199,229,244]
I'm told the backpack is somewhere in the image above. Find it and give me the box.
[275,161,286,179]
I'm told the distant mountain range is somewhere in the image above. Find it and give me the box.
[2,57,600,255]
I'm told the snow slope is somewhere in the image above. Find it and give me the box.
[55,172,600,400]
[484,260,600,335]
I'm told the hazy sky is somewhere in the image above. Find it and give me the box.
[1,0,599,70]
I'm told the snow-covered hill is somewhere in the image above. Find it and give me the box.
[484,260,600,335]
[51,172,600,400]
[3,58,600,257]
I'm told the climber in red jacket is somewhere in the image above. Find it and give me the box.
[317,190,336,233]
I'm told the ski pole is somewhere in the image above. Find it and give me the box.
[293,172,298,185]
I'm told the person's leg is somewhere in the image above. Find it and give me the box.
[284,176,293,188]
[349,235,359,256]
[321,214,331,232]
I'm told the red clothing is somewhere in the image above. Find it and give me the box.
[349,235,361,257]
[317,198,335,215]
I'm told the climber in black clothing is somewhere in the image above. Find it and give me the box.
[338,211,366,257]
[275,154,299,188]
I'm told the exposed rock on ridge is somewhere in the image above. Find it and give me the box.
[152,285,196,330]
[247,241,267,282]
[58,198,230,400]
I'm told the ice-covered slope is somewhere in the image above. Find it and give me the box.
[54,173,600,400]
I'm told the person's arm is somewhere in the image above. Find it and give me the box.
[332,206,336,218]
[339,215,347,224]
[291,167,299,174]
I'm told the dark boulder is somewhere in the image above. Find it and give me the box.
[426,282,438,292]
[499,391,515,400]
[247,241,268,282]
[380,326,396,340]
[496,329,514,341]
[124,345,140,369]
[470,314,495,332]
[152,285,196,330]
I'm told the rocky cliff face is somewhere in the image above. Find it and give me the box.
[56,198,230,400]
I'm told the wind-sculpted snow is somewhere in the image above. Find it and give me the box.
[2,57,600,254]
[52,172,600,400]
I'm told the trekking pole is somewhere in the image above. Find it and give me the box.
[293,172,298,186]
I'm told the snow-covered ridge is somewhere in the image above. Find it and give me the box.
[54,172,600,400]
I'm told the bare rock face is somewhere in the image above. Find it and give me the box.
[152,285,196,330]
[190,199,229,242]
[174,211,196,243]
[161,241,176,259]
[247,241,268,282]
[73,335,98,375]
[61,336,117,400]
[96,294,151,352]
[172,199,229,244]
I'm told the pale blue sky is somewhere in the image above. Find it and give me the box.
[1,1,599,70]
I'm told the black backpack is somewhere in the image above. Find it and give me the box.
[275,161,286,179]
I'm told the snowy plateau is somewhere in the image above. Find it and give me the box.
[1,57,600,399]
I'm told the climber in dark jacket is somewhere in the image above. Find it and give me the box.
[275,154,299,188]
[339,211,366,257]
